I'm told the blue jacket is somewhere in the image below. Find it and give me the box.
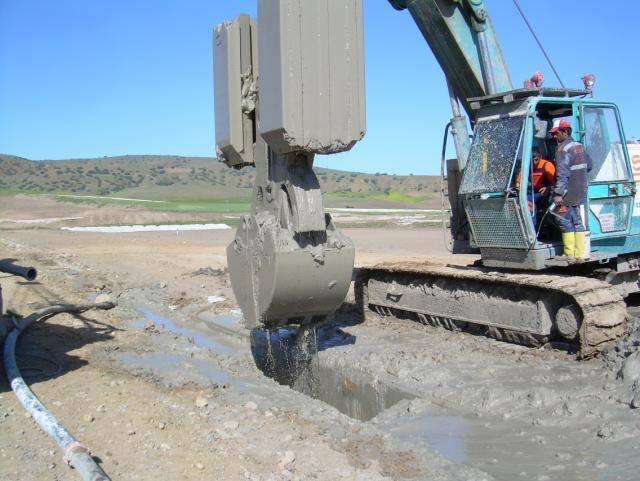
[553,136,592,205]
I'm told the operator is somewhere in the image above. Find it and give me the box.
[550,119,592,260]
[516,146,555,208]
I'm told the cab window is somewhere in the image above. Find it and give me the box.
[583,106,629,182]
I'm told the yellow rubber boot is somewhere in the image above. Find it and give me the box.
[562,232,576,257]
[574,231,588,260]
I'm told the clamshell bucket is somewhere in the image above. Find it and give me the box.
[228,213,355,329]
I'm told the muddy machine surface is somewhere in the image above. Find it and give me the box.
[214,5,363,329]
[215,0,635,357]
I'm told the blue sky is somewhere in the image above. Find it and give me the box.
[1,0,638,175]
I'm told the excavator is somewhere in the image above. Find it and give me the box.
[214,0,635,358]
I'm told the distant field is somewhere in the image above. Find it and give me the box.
[0,154,441,209]
[51,194,251,213]
[0,190,445,230]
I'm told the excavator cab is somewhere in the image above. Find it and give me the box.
[460,88,636,271]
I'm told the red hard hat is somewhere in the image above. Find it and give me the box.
[549,118,571,134]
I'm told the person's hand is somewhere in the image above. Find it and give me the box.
[553,195,563,206]
[539,187,548,195]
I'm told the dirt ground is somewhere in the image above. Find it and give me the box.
[1,193,640,481]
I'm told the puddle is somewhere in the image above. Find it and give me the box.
[380,412,626,481]
[250,326,412,421]
[135,307,235,355]
[120,352,230,386]
[387,415,471,462]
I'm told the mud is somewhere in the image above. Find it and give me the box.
[2,194,640,480]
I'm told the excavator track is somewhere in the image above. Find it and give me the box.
[354,262,627,359]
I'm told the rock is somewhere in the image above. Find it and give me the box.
[631,392,640,409]
[158,422,166,430]
[160,282,167,288]
[160,443,171,451]
[620,352,640,382]
[96,404,106,413]
[195,396,209,408]
[83,414,95,423]
[95,294,111,304]
[143,321,157,332]
[279,450,296,470]
[555,452,572,461]
[195,463,205,470]
[127,429,136,436]
[597,423,614,440]
[222,420,239,431]
[244,401,258,411]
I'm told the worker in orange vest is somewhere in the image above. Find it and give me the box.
[516,147,556,214]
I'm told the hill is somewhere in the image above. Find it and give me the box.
[0,154,441,208]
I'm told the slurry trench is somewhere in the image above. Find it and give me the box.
[249,325,416,422]
[248,324,637,481]
[126,308,638,480]
[133,307,416,422]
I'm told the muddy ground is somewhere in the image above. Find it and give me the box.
[1,193,640,481]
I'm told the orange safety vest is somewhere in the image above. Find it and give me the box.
[516,158,555,191]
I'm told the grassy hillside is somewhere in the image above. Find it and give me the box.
[0,154,441,208]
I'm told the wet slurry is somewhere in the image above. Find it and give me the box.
[124,302,640,481]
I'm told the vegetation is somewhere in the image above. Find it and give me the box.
[0,154,440,209]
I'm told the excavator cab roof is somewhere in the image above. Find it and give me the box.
[469,87,592,111]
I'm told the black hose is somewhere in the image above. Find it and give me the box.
[4,301,115,481]
[0,259,37,281]
[440,121,453,253]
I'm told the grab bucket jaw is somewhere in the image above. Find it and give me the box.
[228,213,354,329]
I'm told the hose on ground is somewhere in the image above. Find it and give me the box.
[4,301,115,481]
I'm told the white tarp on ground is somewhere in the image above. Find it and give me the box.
[51,194,164,203]
[62,223,231,233]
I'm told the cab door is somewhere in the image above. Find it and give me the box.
[578,103,634,239]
